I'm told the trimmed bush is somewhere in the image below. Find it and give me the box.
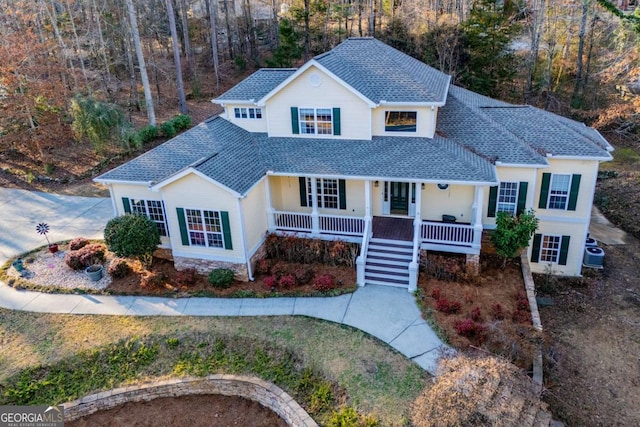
[104,214,160,267]
[171,114,191,130]
[108,258,132,278]
[138,125,158,143]
[434,298,462,314]
[69,237,90,251]
[208,268,234,289]
[454,318,486,344]
[312,274,336,292]
[263,275,278,289]
[254,258,272,275]
[64,243,106,270]
[279,274,297,289]
[491,303,505,320]
[294,267,314,285]
[160,120,176,138]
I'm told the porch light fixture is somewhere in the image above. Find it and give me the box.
[374,181,379,187]
[437,183,449,190]
[421,183,425,190]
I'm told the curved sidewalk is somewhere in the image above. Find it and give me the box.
[0,187,446,374]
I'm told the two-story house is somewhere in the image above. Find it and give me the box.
[94,38,613,292]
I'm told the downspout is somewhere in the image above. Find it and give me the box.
[236,197,254,281]
[107,184,118,216]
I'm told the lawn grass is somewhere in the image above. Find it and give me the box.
[0,309,427,425]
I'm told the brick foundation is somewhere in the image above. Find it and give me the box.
[249,242,267,274]
[174,256,249,282]
[466,253,480,275]
[64,375,317,427]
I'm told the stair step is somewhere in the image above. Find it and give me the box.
[366,259,410,268]
[368,242,413,251]
[366,250,413,260]
[365,278,409,288]
[369,238,413,248]
[365,271,410,282]
[365,267,410,277]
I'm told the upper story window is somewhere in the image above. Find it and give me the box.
[548,174,571,209]
[385,111,417,132]
[300,108,333,135]
[539,173,581,211]
[291,107,341,136]
[497,182,519,215]
[234,107,262,119]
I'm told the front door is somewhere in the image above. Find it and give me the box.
[390,182,409,215]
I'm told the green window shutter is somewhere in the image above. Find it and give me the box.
[559,235,570,265]
[487,186,498,218]
[332,108,341,135]
[516,182,528,216]
[299,177,308,207]
[176,208,190,246]
[531,233,542,263]
[122,197,131,214]
[220,211,233,250]
[567,174,581,211]
[538,173,551,209]
[339,179,346,210]
[291,107,299,134]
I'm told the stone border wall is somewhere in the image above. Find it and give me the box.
[520,252,544,393]
[64,375,318,427]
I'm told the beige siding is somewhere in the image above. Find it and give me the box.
[421,184,474,222]
[482,167,537,227]
[241,178,268,254]
[109,184,171,248]
[161,173,245,262]
[372,182,384,216]
[371,106,436,138]
[223,104,268,133]
[527,221,588,277]
[265,65,372,139]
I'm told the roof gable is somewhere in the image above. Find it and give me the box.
[214,68,296,103]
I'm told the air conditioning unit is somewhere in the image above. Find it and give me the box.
[585,237,598,247]
[583,247,605,268]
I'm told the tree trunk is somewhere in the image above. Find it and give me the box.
[222,0,234,59]
[304,0,310,60]
[178,0,194,77]
[126,0,156,126]
[572,0,589,102]
[525,0,546,102]
[206,0,221,89]
[166,0,188,114]
[65,0,90,91]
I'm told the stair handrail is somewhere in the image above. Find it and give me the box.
[408,219,421,292]
[356,216,372,287]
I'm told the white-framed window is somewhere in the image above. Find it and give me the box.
[130,199,168,237]
[299,108,333,135]
[306,178,339,209]
[234,107,262,119]
[548,174,571,210]
[497,182,519,215]
[540,235,561,263]
[384,111,417,132]
[185,209,224,248]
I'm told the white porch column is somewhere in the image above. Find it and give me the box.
[408,183,423,293]
[310,177,320,234]
[264,176,276,230]
[364,179,372,220]
[472,186,485,249]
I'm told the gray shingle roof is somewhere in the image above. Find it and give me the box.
[215,69,296,102]
[314,38,451,104]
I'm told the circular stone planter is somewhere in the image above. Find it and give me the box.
[64,375,318,427]
[85,265,104,282]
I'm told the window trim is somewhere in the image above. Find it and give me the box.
[184,208,225,249]
[547,174,571,210]
[129,198,168,237]
[539,234,562,264]
[234,107,262,119]
[306,178,340,209]
[497,181,519,216]
[299,107,334,135]
[384,110,418,133]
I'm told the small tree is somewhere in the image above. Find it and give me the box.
[491,209,539,267]
[104,214,160,268]
[69,95,127,153]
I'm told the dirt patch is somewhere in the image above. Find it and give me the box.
[66,394,288,427]
[417,254,538,370]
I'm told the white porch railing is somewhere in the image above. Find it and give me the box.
[320,214,365,236]
[356,217,372,286]
[421,221,474,246]
[273,211,312,233]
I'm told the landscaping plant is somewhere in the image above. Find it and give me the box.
[208,268,234,289]
[491,209,539,267]
[104,214,160,268]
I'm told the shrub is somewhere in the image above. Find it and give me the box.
[326,407,379,427]
[138,125,158,143]
[108,258,132,278]
[515,291,529,311]
[254,258,272,275]
[279,274,297,289]
[422,253,466,281]
[208,268,234,289]
[491,209,539,267]
[69,237,89,251]
[294,267,314,285]
[431,287,441,300]
[64,243,106,270]
[263,275,278,289]
[470,306,483,322]
[141,271,166,288]
[175,268,199,286]
[435,298,462,314]
[166,337,180,349]
[454,318,486,344]
[491,303,505,320]
[171,114,191,130]
[160,120,176,138]
[309,381,334,413]
[104,214,160,267]
[270,261,289,278]
[313,274,336,292]
[264,233,359,267]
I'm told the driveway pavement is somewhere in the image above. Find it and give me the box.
[0,187,447,374]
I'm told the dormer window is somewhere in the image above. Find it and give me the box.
[234,107,262,119]
[385,111,417,132]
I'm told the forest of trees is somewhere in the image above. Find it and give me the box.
[1,0,640,169]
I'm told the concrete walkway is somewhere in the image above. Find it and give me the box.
[0,187,446,374]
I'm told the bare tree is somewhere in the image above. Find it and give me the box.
[166,0,188,114]
[206,0,220,89]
